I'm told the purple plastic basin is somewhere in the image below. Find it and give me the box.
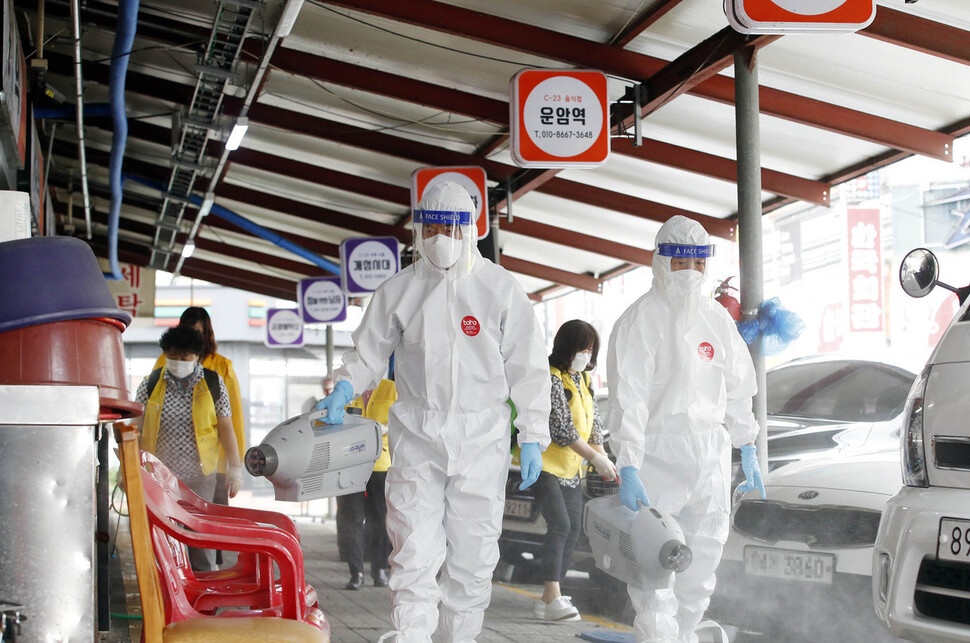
[0,236,132,332]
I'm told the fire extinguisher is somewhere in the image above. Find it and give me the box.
[715,277,741,321]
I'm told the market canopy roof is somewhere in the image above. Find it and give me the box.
[24,0,970,300]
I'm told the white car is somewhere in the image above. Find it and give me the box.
[712,423,903,641]
[873,248,970,642]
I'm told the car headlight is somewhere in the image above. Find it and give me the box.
[901,366,930,487]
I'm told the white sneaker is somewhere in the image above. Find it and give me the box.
[533,595,581,622]
[692,620,728,643]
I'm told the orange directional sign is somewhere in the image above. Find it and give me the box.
[726,0,876,34]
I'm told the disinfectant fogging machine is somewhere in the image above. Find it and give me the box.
[245,409,382,501]
[584,495,692,590]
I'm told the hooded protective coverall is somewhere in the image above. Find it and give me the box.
[607,216,759,643]
[335,182,551,643]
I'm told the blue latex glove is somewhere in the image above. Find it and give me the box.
[619,466,649,511]
[518,442,542,490]
[313,380,354,424]
[735,444,767,499]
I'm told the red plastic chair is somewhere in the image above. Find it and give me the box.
[116,424,330,642]
[140,452,317,613]
[139,453,320,625]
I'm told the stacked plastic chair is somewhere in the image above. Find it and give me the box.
[116,425,330,642]
[139,451,319,619]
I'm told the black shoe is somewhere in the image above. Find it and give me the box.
[344,573,364,590]
[373,568,389,587]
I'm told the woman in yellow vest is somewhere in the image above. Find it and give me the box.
[532,320,617,623]
[340,378,396,590]
[135,325,242,571]
[153,307,246,506]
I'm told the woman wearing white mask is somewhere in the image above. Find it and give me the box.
[530,319,617,622]
[132,325,242,571]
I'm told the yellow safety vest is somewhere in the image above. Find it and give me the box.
[154,352,245,473]
[140,369,221,476]
[542,367,595,479]
[347,379,397,473]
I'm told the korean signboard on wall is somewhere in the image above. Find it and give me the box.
[846,208,883,333]
[99,259,156,318]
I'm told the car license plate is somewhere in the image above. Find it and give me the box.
[938,518,970,563]
[744,546,834,584]
[504,499,532,519]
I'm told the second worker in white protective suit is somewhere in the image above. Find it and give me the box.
[607,215,766,643]
[315,181,551,643]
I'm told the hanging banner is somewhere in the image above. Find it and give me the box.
[846,208,883,333]
[339,236,400,295]
[265,308,304,348]
[411,166,489,240]
[299,276,347,324]
[725,0,876,34]
[510,69,609,169]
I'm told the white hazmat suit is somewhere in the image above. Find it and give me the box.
[607,216,759,643]
[335,182,552,642]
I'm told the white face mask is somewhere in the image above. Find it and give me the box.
[669,267,704,291]
[423,234,463,269]
[571,351,591,372]
[167,359,196,379]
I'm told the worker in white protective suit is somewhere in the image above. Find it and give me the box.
[606,215,766,643]
[315,181,551,643]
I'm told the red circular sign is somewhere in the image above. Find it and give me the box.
[698,342,714,362]
[461,316,480,337]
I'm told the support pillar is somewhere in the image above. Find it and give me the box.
[734,46,768,468]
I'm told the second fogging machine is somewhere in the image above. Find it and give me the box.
[584,495,692,589]
[244,409,382,501]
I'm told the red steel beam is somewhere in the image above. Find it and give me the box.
[202,215,343,261]
[499,255,602,293]
[270,48,508,123]
[217,183,411,244]
[83,234,300,301]
[226,147,412,207]
[500,218,653,267]
[321,0,953,159]
[862,6,970,67]
[610,0,686,47]
[540,179,736,240]
[612,137,829,206]
[193,237,336,278]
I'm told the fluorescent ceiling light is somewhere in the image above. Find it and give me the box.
[225,118,249,151]
[278,0,305,38]
[198,192,215,218]
[182,241,196,259]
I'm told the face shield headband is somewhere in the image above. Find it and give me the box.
[413,209,473,226]
[656,243,715,258]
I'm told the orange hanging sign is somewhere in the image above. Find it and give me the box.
[510,69,610,169]
[726,0,876,34]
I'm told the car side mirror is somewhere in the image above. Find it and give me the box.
[899,248,939,298]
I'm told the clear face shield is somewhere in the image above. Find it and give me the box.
[413,182,477,274]
[656,242,716,295]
